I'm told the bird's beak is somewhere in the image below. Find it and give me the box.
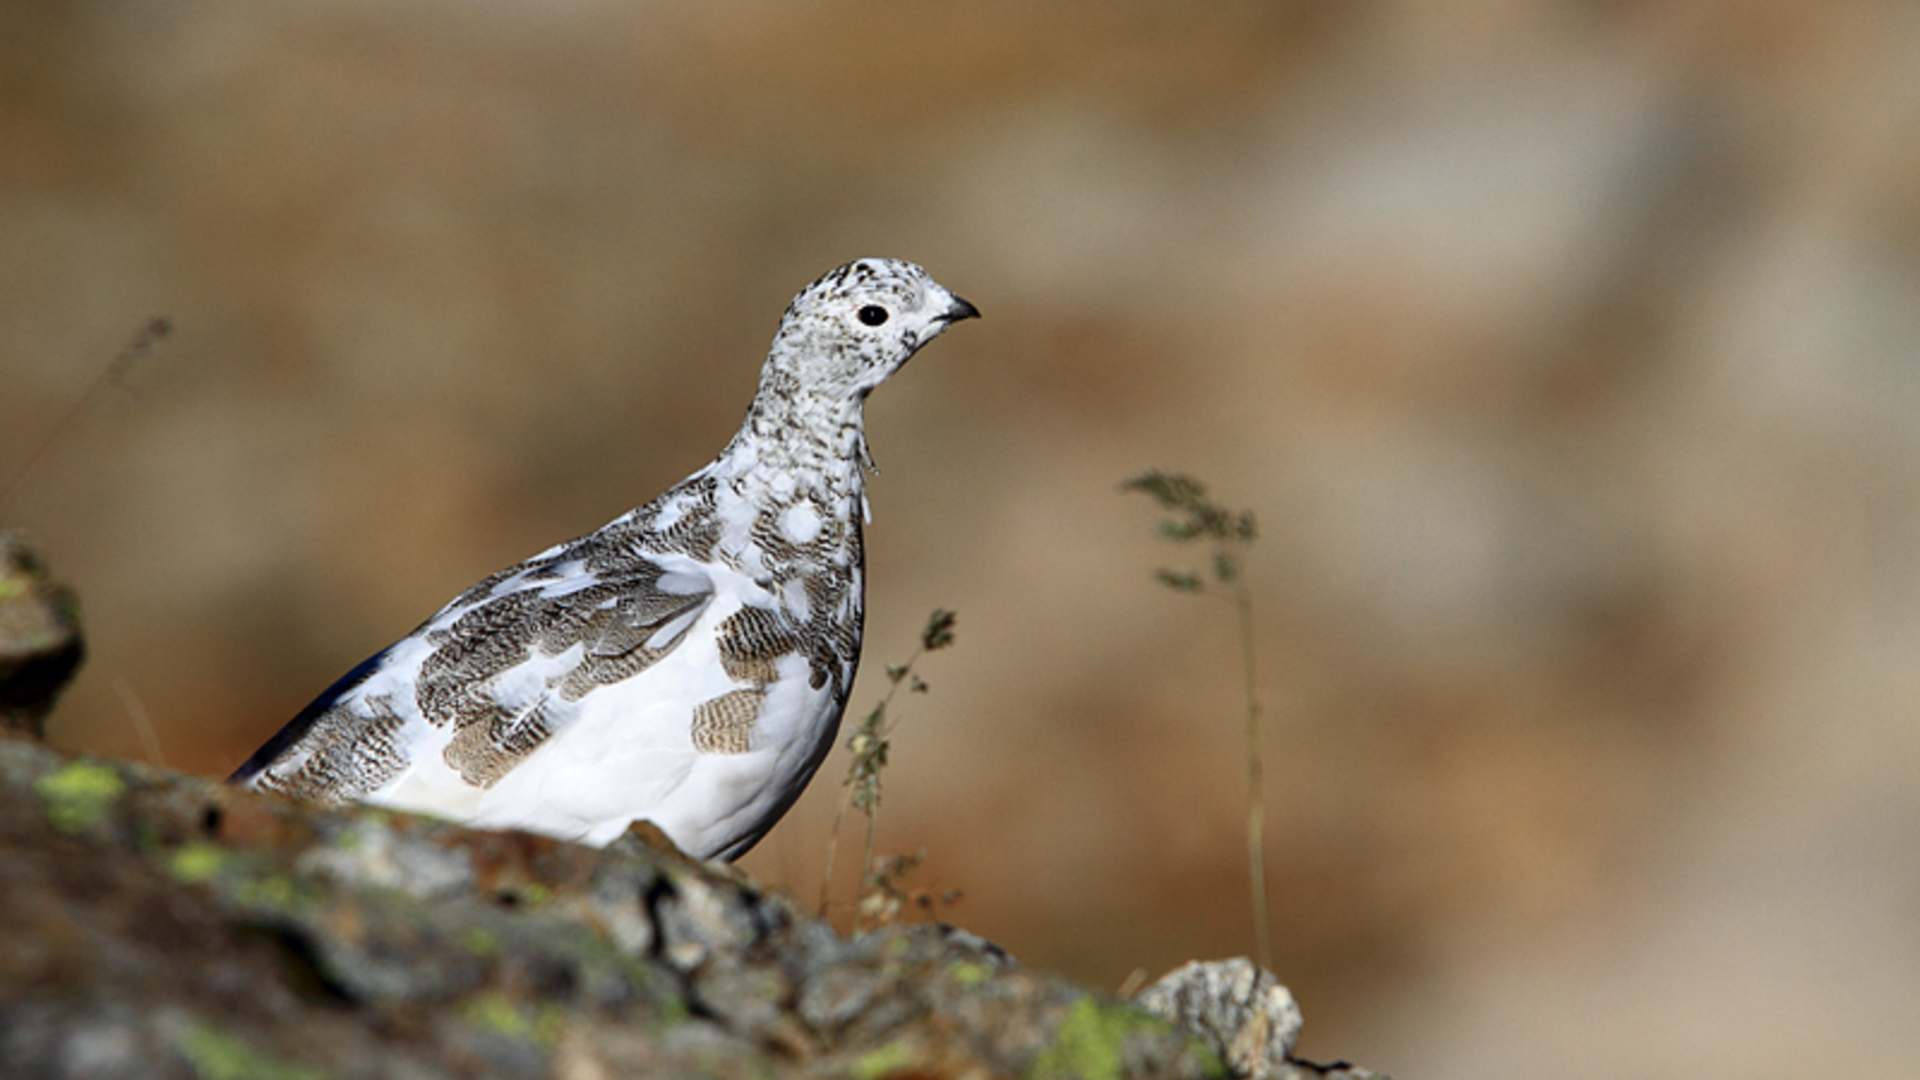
[941,295,981,324]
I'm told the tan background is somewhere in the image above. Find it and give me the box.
[6,2,1919,1076]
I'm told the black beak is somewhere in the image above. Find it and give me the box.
[943,295,981,323]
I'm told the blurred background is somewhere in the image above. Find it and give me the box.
[5,1,1919,1075]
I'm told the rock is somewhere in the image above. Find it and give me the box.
[1135,958,1384,1080]
[294,815,478,898]
[0,531,83,740]
[0,737,1266,1079]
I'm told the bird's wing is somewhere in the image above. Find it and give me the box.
[416,551,715,789]
[237,545,716,804]
[227,644,397,785]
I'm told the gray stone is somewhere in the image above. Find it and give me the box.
[652,871,759,971]
[1135,957,1304,1080]
[796,964,888,1033]
[296,817,476,899]
[0,532,83,740]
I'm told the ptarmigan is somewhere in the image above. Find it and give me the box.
[232,258,977,860]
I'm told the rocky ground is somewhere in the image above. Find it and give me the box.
[0,535,1385,1079]
[0,735,1386,1080]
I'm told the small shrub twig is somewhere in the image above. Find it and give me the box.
[1123,470,1271,971]
[819,608,958,929]
[857,848,962,929]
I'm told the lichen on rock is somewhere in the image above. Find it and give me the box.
[0,531,84,740]
[0,736,1259,1079]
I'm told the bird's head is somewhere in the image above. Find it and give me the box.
[767,258,979,400]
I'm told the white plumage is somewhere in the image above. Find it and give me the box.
[232,258,977,860]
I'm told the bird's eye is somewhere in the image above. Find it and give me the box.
[857,305,890,326]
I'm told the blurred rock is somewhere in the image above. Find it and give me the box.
[0,737,1386,1079]
[0,531,83,740]
[1134,958,1376,1080]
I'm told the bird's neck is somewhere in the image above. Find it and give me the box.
[681,376,870,600]
[714,372,872,508]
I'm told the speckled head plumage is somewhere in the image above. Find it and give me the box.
[764,258,980,400]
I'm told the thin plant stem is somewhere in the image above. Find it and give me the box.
[860,790,880,923]
[110,675,167,769]
[1122,470,1271,968]
[819,608,956,924]
[840,642,921,926]
[819,790,850,916]
[0,316,170,514]
[1235,584,1272,972]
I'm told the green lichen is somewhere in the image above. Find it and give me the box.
[164,843,316,912]
[947,961,991,986]
[233,871,315,913]
[461,926,501,958]
[1028,997,1184,1080]
[34,760,126,833]
[848,1040,919,1080]
[177,1022,328,1080]
[645,992,692,1027]
[460,992,564,1048]
[169,841,228,884]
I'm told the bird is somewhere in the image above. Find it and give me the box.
[231,258,978,861]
